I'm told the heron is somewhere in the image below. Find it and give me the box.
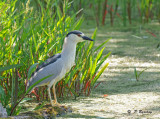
[26,30,93,106]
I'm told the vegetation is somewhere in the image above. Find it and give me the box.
[72,0,160,26]
[134,68,148,81]
[0,0,110,116]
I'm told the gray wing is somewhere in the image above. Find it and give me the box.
[31,54,61,77]
[26,53,63,92]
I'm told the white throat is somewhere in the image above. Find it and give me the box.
[62,37,77,56]
[61,37,78,72]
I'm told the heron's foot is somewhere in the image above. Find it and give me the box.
[51,100,61,107]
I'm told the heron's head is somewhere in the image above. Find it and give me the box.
[66,30,93,43]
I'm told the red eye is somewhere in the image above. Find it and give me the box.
[77,34,81,37]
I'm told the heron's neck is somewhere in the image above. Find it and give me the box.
[61,38,77,58]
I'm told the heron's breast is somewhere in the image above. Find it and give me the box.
[66,57,75,72]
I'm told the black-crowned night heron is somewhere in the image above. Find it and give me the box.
[26,30,93,106]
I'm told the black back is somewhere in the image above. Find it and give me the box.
[31,54,61,77]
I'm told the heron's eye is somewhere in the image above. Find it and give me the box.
[77,34,81,37]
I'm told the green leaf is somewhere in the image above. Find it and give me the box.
[87,42,93,55]
[0,76,7,79]
[91,47,105,79]
[134,68,138,80]
[25,74,54,95]
[0,85,5,105]
[91,63,109,86]
[135,68,148,81]
[37,0,44,15]
[20,98,33,104]
[94,38,111,52]
[138,68,148,78]
[56,4,62,19]
[14,106,22,115]
[0,64,23,72]
[89,56,93,71]
[95,52,111,73]
[80,70,88,83]
[34,102,45,110]
[92,28,97,40]
[86,28,97,55]
[41,42,58,59]
[96,47,105,62]
[32,30,37,52]
[27,63,39,79]
[74,16,84,30]
[65,63,81,84]
[90,55,97,79]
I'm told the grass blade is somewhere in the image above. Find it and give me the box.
[91,63,109,86]
[94,38,111,52]
[0,64,23,72]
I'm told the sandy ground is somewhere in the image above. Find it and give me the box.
[59,23,160,118]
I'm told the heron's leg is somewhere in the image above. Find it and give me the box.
[52,84,57,103]
[47,87,54,106]
[52,84,60,106]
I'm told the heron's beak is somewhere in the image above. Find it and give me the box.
[82,36,94,41]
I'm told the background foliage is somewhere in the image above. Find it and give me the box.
[71,0,160,26]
